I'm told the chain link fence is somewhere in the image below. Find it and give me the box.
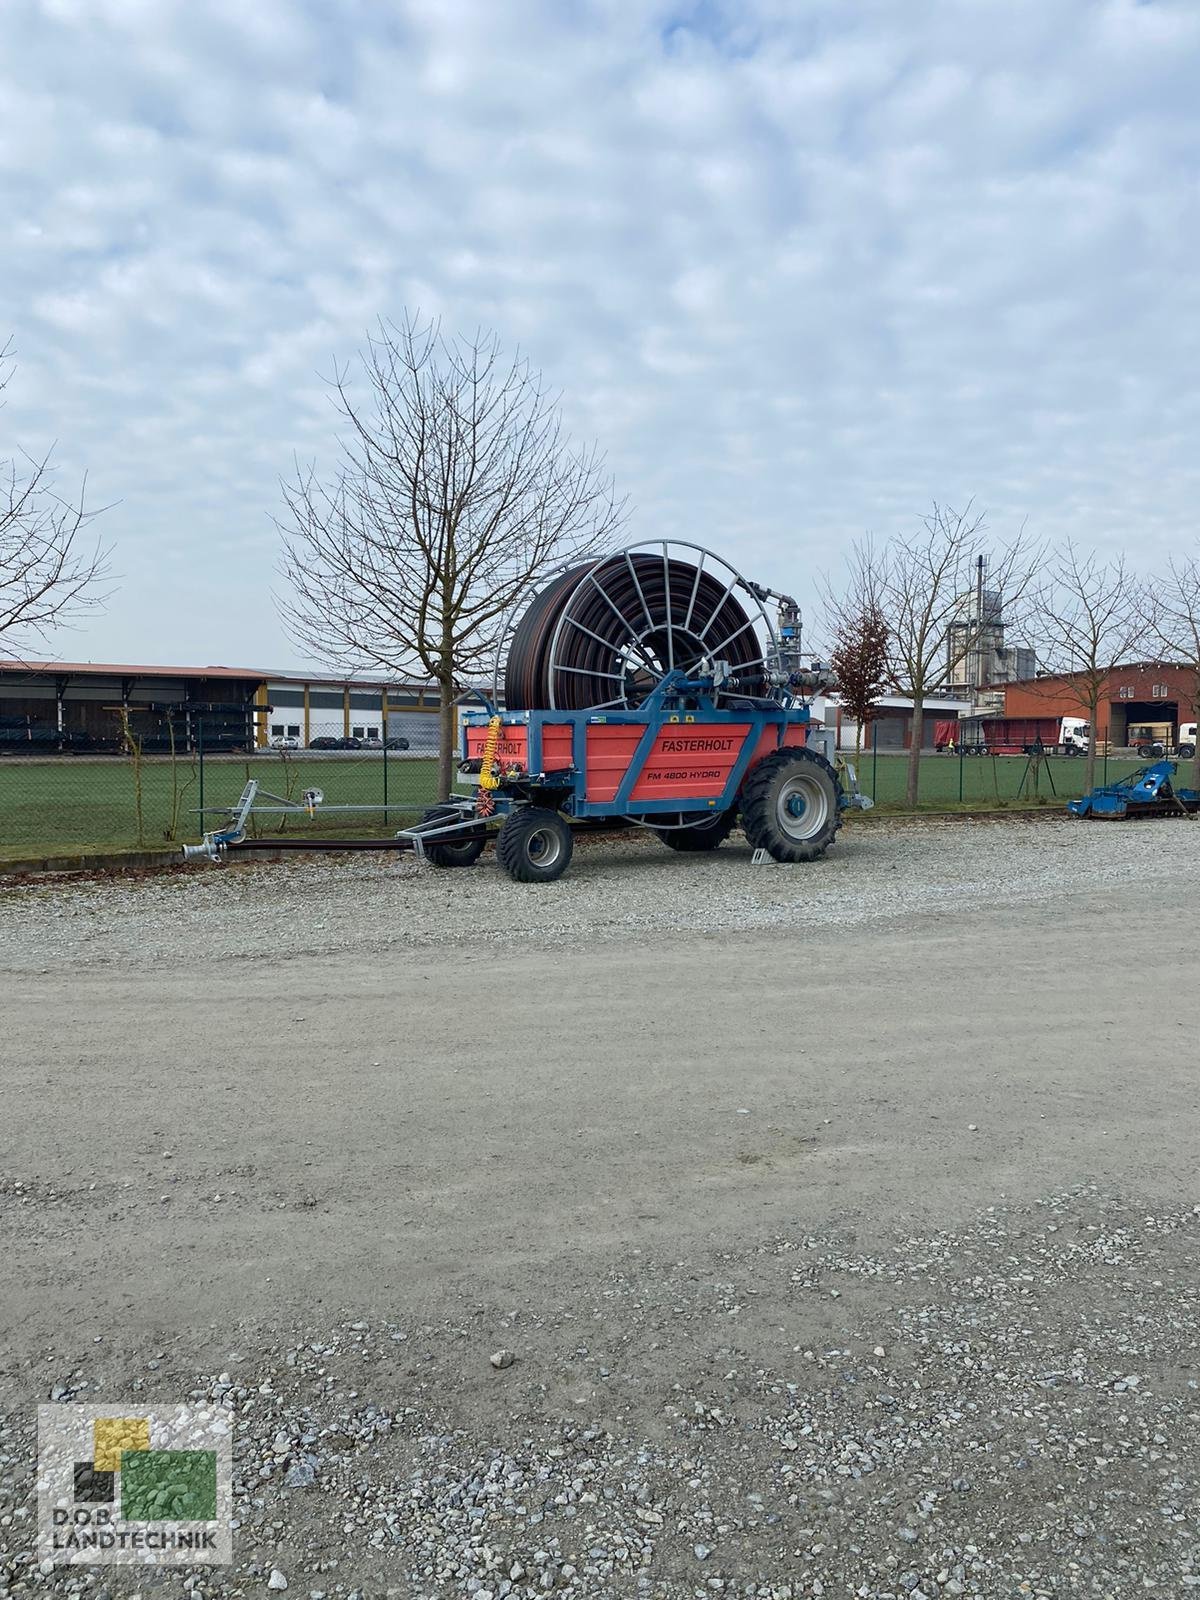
[847,739,1145,810]
[0,705,1161,861]
[0,710,443,861]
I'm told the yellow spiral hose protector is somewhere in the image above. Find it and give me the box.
[475,715,503,817]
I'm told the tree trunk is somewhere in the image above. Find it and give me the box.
[437,677,456,799]
[905,698,924,809]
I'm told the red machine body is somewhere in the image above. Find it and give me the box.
[463,719,789,805]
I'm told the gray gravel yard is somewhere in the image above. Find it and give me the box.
[0,813,1192,967]
[1,816,1198,1598]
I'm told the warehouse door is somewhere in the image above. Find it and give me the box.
[869,715,906,749]
[1119,699,1178,749]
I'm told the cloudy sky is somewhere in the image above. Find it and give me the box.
[3,0,1198,669]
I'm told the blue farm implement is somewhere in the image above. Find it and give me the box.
[1067,760,1200,820]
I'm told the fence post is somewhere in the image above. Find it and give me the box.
[958,741,964,803]
[872,719,878,800]
[197,716,204,824]
[382,736,389,823]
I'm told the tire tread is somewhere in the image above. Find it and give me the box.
[739,745,842,863]
[496,807,574,883]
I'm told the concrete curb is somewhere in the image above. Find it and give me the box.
[0,847,182,877]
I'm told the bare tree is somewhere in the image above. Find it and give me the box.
[1,342,109,654]
[1140,554,1200,790]
[278,316,627,794]
[829,596,889,761]
[832,504,1037,807]
[1027,541,1144,794]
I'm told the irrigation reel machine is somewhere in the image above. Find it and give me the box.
[183,541,868,875]
[402,540,869,883]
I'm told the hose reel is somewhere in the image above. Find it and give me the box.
[502,542,773,712]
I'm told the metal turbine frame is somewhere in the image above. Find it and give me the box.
[493,538,781,832]
[492,538,778,712]
[544,539,776,712]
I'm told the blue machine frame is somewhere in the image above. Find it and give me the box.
[1067,759,1200,818]
[461,669,823,821]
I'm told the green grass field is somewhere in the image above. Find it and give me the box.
[0,751,441,861]
[0,747,1149,861]
[851,749,1145,812]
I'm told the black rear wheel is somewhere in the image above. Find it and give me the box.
[658,808,737,852]
[419,806,486,868]
[496,807,574,883]
[739,746,842,863]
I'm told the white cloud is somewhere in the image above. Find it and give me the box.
[1,0,1198,664]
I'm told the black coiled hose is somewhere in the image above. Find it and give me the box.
[504,552,767,711]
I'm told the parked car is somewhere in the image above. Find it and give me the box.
[383,736,410,751]
[337,735,362,750]
[270,735,300,750]
[308,736,341,750]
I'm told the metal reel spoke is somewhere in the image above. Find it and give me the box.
[503,541,774,712]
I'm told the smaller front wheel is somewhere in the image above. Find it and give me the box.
[418,806,486,869]
[496,807,574,883]
[1179,742,1196,760]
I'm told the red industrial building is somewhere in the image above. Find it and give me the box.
[1001,662,1199,745]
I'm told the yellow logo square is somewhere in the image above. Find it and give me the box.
[92,1417,150,1474]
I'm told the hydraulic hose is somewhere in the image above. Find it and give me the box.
[504,552,766,711]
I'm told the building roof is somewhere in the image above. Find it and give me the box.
[0,659,265,680]
[263,669,436,688]
[0,658,442,690]
[991,660,1182,689]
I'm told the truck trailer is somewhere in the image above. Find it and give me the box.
[934,715,1090,755]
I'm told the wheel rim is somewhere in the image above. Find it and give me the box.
[776,774,829,841]
[526,825,563,869]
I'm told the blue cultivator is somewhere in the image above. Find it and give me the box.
[1067,760,1200,820]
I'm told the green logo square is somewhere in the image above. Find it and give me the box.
[120,1450,218,1522]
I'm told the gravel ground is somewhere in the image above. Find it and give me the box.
[1,817,1198,1598]
[2,1190,1198,1599]
[0,814,1192,968]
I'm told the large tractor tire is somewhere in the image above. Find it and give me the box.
[497,807,574,883]
[659,808,738,852]
[419,806,487,869]
[740,746,843,864]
